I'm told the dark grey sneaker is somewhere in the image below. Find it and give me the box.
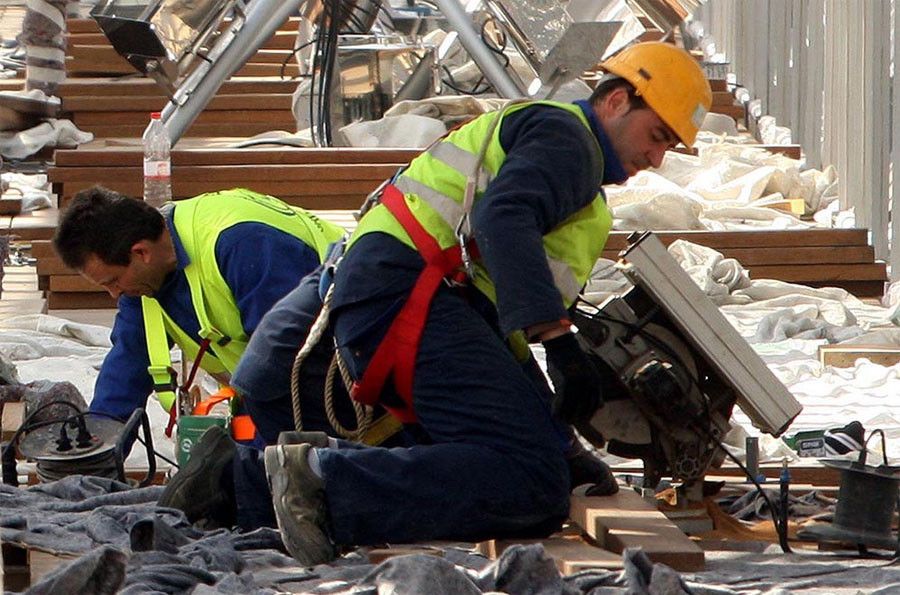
[158,425,237,527]
[277,430,330,448]
[264,443,336,566]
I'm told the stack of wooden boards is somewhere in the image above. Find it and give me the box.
[708,78,746,122]
[65,17,302,78]
[62,16,301,138]
[41,142,418,308]
[37,140,890,308]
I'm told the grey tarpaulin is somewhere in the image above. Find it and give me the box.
[7,476,900,593]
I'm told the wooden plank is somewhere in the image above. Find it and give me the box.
[748,262,887,282]
[570,489,705,572]
[57,77,299,98]
[48,275,102,292]
[76,122,298,139]
[712,91,737,106]
[57,180,378,202]
[46,292,117,310]
[569,492,705,571]
[29,241,56,258]
[35,258,75,277]
[478,536,623,574]
[62,93,293,112]
[818,344,900,368]
[709,104,746,122]
[53,145,419,166]
[603,229,872,249]
[602,245,875,267]
[50,164,396,183]
[74,109,296,126]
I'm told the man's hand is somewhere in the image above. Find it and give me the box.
[543,332,606,424]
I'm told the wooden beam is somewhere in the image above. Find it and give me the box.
[569,491,705,571]
[818,344,900,368]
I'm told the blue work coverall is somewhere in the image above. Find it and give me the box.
[235,100,627,542]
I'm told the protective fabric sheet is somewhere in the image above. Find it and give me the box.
[0,117,93,159]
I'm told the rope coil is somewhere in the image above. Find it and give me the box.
[290,283,372,441]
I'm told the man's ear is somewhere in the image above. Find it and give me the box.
[130,240,153,263]
[598,86,630,119]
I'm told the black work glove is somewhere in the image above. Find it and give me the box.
[543,332,606,424]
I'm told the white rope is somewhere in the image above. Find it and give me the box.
[289,283,371,441]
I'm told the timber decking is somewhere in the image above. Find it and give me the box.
[32,142,889,308]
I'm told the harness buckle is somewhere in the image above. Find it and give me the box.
[454,216,476,282]
[148,365,178,392]
[357,167,405,221]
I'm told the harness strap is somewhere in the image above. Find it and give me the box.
[350,184,472,423]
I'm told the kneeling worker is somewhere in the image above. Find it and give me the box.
[53,186,343,447]
[162,42,711,554]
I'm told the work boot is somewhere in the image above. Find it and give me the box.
[264,442,336,566]
[158,425,237,527]
[567,441,619,496]
[277,430,330,448]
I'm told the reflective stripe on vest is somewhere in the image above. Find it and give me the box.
[350,101,612,309]
[143,188,345,412]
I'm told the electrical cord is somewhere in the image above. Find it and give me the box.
[1,402,175,485]
[279,38,318,80]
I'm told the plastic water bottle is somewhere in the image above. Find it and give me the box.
[142,112,172,208]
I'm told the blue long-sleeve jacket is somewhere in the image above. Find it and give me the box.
[91,209,320,420]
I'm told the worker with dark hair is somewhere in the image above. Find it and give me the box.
[53,186,344,525]
[165,42,712,559]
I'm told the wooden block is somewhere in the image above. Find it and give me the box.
[569,491,705,571]
[1,401,24,442]
[478,536,623,574]
[819,344,900,368]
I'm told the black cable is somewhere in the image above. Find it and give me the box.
[86,410,179,470]
[280,38,318,80]
[2,403,176,484]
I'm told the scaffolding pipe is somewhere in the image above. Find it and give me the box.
[161,0,304,145]
[431,0,525,98]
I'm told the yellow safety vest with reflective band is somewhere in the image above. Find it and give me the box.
[349,101,613,349]
[143,188,344,412]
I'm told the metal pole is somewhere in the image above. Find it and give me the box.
[162,0,304,145]
[431,0,525,98]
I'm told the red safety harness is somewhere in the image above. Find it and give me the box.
[349,184,477,423]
